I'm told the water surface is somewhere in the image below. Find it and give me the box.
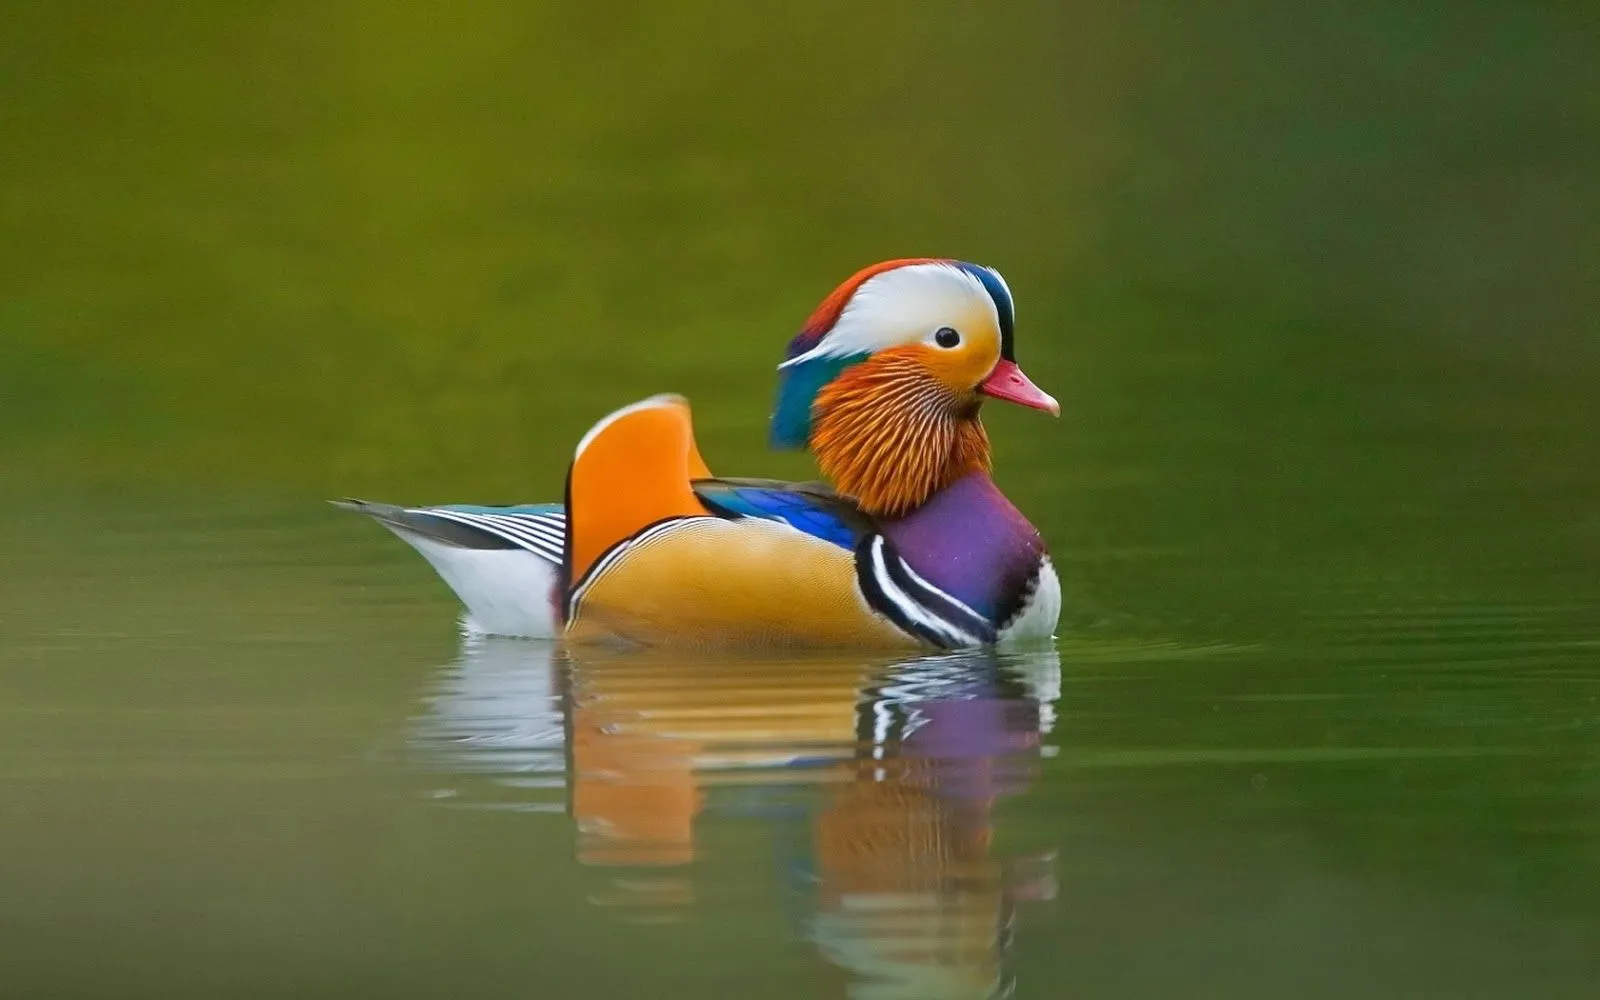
[5,482,1597,997]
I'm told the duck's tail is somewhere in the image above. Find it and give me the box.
[563,394,714,593]
[335,498,565,639]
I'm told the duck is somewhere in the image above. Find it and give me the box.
[337,258,1062,649]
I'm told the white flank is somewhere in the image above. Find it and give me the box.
[386,529,560,639]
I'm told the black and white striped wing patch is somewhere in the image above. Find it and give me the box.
[855,535,997,648]
[416,508,567,564]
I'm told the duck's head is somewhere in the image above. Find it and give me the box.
[771,258,1058,517]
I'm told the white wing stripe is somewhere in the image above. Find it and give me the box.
[423,510,565,537]
[893,555,991,634]
[483,524,563,557]
[477,515,564,545]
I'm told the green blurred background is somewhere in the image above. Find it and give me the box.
[7,1,1593,494]
[3,2,1599,997]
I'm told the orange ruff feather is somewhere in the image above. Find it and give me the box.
[811,350,991,517]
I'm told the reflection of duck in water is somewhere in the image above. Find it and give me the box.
[802,659,1056,1000]
[412,640,1059,998]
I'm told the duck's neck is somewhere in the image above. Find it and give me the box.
[810,360,991,517]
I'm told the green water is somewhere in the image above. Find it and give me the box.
[4,2,1599,997]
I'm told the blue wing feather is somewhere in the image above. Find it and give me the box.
[693,482,865,550]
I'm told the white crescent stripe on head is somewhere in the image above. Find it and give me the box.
[779,262,1000,369]
[867,536,982,647]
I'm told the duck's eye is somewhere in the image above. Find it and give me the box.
[933,327,961,349]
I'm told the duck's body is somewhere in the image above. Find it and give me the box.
[341,259,1062,649]
[340,468,1060,648]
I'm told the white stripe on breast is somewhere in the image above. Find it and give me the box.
[891,551,992,637]
[867,536,981,647]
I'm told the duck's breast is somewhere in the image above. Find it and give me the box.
[879,474,1054,638]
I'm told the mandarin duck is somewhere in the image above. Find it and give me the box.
[338,258,1061,648]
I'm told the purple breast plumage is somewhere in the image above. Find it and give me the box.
[878,473,1048,631]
